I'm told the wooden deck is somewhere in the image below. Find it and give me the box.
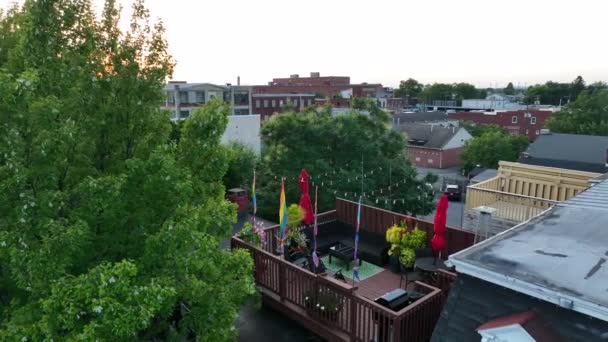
[323,266,426,301]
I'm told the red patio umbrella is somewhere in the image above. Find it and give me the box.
[431,194,449,256]
[298,169,314,225]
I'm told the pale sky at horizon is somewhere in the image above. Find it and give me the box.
[2,0,608,88]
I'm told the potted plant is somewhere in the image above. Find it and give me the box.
[386,221,427,272]
[399,226,428,269]
[386,222,407,273]
[303,288,343,322]
[283,204,309,261]
[237,222,266,248]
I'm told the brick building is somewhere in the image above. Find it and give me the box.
[253,72,384,99]
[252,93,315,121]
[450,110,553,141]
[399,124,473,169]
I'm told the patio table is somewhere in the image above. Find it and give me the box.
[328,243,361,270]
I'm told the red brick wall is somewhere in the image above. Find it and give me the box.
[407,147,443,168]
[440,147,464,168]
[451,110,552,141]
[271,76,350,86]
[407,146,464,169]
[252,84,383,99]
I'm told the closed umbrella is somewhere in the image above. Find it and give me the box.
[298,169,314,225]
[431,194,449,258]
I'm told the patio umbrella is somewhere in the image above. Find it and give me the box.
[298,169,314,225]
[431,194,449,257]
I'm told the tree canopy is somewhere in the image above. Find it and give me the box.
[420,83,486,105]
[547,89,608,136]
[504,82,515,95]
[256,105,437,219]
[523,76,597,105]
[460,131,530,174]
[394,78,423,98]
[0,1,254,340]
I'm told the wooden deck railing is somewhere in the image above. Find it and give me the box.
[335,198,476,258]
[465,161,598,222]
[466,184,557,222]
[232,236,445,342]
[434,269,458,303]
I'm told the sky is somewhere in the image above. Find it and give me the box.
[2,0,608,88]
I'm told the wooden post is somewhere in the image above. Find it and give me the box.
[349,298,357,341]
[279,261,286,302]
[393,316,402,342]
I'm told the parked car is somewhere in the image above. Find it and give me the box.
[445,184,461,201]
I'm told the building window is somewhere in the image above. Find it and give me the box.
[428,159,434,164]
[256,100,261,108]
[511,116,518,124]
[167,91,175,104]
[272,100,276,107]
[264,100,269,108]
[525,129,529,134]
[195,91,205,103]
[530,116,536,124]
[179,110,190,119]
[415,157,420,162]
[179,91,188,103]
[294,99,298,106]
[279,100,284,107]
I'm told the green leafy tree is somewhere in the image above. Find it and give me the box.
[460,131,530,173]
[504,82,515,95]
[571,75,586,100]
[460,122,506,138]
[224,142,259,189]
[257,105,437,219]
[0,1,254,340]
[524,77,590,105]
[547,89,608,136]
[420,82,485,105]
[394,78,423,98]
[420,83,454,104]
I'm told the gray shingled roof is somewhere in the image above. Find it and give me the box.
[399,124,459,149]
[521,133,608,173]
[450,178,608,321]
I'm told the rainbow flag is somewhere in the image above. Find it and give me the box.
[353,197,362,282]
[252,171,257,215]
[278,179,288,250]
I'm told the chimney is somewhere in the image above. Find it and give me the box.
[237,76,240,86]
[310,72,320,77]
[290,74,299,79]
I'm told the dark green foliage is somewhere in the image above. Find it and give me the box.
[224,142,258,189]
[547,89,608,136]
[420,83,486,105]
[504,82,515,95]
[460,122,507,138]
[0,1,255,340]
[395,78,423,98]
[460,131,530,174]
[256,105,437,219]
